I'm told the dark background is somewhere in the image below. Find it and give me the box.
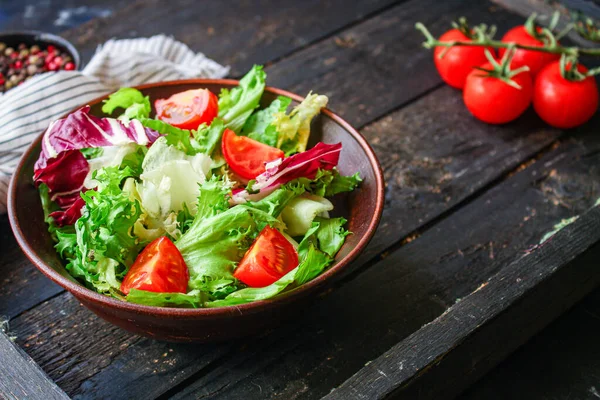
[0,1,599,399]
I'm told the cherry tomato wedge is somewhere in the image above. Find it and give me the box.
[533,61,599,129]
[120,237,189,295]
[221,128,284,179]
[234,226,299,288]
[155,89,218,130]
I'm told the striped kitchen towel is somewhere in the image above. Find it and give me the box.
[0,35,229,214]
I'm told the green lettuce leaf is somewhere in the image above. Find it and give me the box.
[218,65,266,133]
[126,289,205,308]
[60,165,144,293]
[175,205,282,290]
[102,87,151,120]
[303,168,362,197]
[139,117,225,157]
[242,96,292,147]
[207,217,344,307]
[80,147,104,160]
[270,92,328,155]
[314,217,350,257]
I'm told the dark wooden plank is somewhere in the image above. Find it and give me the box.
[59,0,402,75]
[458,288,600,400]
[264,0,521,128]
[0,0,129,34]
[326,206,600,400]
[0,330,69,400]
[165,127,600,400]
[1,0,527,321]
[0,214,63,319]
[8,77,561,398]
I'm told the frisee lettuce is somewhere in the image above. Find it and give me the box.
[242,95,292,147]
[271,92,328,155]
[58,165,145,293]
[126,289,205,308]
[101,87,151,120]
[218,65,266,133]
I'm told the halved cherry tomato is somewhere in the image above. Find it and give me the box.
[120,237,189,295]
[499,26,560,79]
[221,128,284,179]
[155,89,218,129]
[234,226,299,288]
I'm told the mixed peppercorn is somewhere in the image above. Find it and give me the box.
[0,42,76,92]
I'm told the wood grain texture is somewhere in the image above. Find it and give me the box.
[0,330,69,400]
[0,0,129,34]
[264,0,521,128]
[10,113,600,399]
[326,208,600,400]
[458,288,600,400]
[166,127,600,400]
[0,214,63,319]
[0,0,525,321]
[59,0,402,75]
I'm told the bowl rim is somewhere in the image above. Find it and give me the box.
[0,30,81,69]
[8,78,384,318]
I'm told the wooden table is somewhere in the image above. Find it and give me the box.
[2,1,600,399]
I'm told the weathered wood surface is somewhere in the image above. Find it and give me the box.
[0,0,129,34]
[2,0,600,399]
[0,330,69,400]
[169,125,600,399]
[11,90,600,399]
[0,0,528,322]
[0,215,62,319]
[327,206,600,399]
[459,287,600,400]
[60,0,403,75]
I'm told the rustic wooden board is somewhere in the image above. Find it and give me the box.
[0,215,63,319]
[0,0,527,321]
[0,0,129,34]
[458,288,600,400]
[164,126,600,399]
[326,206,600,400]
[59,0,403,75]
[10,97,600,399]
[3,1,599,398]
[0,330,69,400]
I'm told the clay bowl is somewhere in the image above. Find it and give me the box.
[8,80,384,342]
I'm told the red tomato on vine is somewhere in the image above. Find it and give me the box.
[499,26,560,78]
[463,51,533,125]
[434,27,491,89]
[533,60,599,129]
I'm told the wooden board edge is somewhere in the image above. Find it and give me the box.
[0,330,69,400]
[323,203,600,400]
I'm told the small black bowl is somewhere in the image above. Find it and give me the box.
[0,30,81,69]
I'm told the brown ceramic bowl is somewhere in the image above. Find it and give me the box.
[8,80,384,342]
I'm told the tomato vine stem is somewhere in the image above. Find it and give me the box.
[415,22,600,58]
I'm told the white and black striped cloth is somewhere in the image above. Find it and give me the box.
[0,35,229,213]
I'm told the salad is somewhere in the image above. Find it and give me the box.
[34,65,361,308]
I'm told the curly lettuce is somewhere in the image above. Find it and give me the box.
[218,65,266,133]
